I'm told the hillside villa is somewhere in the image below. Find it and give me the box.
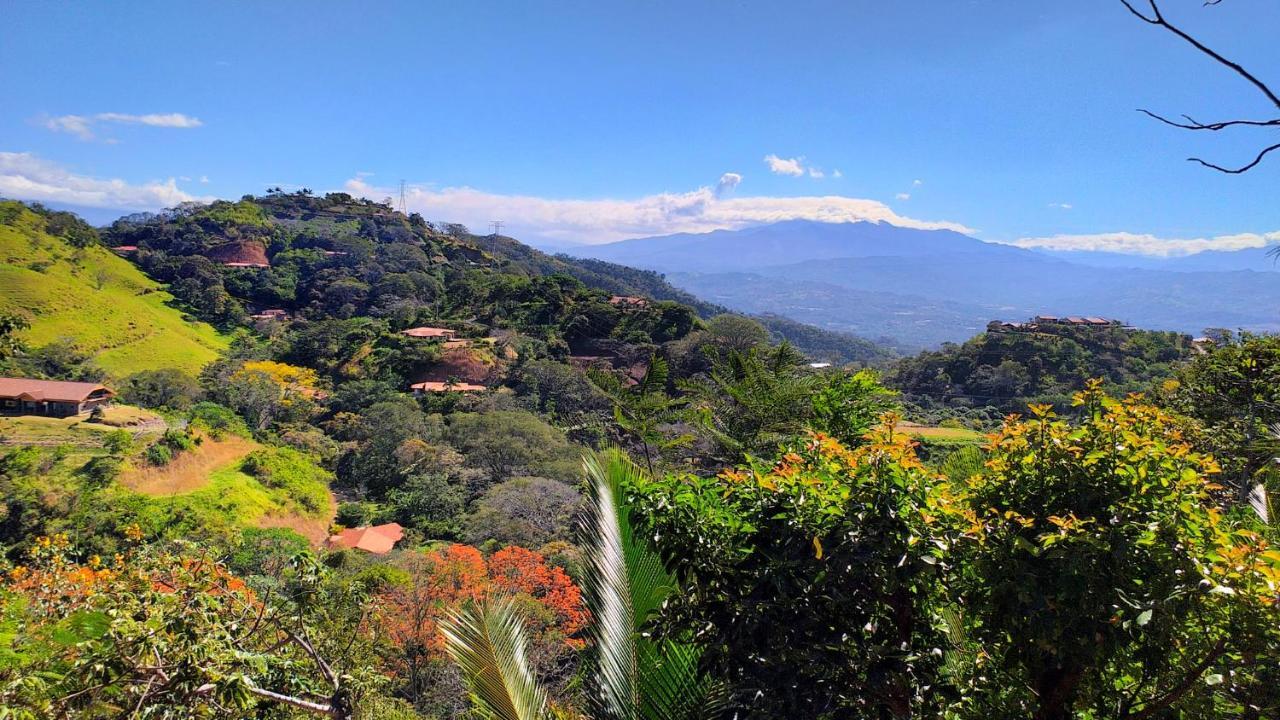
[409,380,486,393]
[0,378,115,418]
[326,523,405,554]
[401,326,457,339]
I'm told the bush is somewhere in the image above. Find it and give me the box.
[145,443,173,466]
[79,456,123,488]
[103,430,135,456]
[336,501,378,528]
[188,402,250,438]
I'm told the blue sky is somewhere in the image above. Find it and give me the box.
[1,0,1277,253]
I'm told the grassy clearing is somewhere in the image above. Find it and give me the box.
[898,423,986,442]
[121,434,258,495]
[0,204,229,378]
[0,410,162,446]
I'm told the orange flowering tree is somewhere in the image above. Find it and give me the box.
[942,383,1280,720]
[0,530,384,719]
[628,419,950,719]
[379,543,586,712]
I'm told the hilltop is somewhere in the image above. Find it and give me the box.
[98,191,890,365]
[0,201,228,378]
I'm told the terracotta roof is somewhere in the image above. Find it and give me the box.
[409,381,487,393]
[401,326,456,338]
[326,523,404,554]
[0,378,114,403]
[609,295,649,307]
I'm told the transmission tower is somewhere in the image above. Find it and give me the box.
[489,220,504,237]
[398,179,407,215]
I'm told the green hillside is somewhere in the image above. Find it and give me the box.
[0,201,228,378]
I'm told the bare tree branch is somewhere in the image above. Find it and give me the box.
[1123,0,1280,172]
[1121,0,1280,110]
[1136,109,1280,132]
[1189,142,1280,173]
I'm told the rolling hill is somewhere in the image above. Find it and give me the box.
[0,201,228,378]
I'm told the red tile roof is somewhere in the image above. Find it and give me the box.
[326,523,404,554]
[409,381,486,393]
[0,378,114,403]
[401,326,456,338]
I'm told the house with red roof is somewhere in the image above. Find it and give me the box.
[0,378,115,418]
[401,326,457,339]
[326,523,405,554]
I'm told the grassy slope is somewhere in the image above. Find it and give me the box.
[0,203,228,378]
[118,437,335,543]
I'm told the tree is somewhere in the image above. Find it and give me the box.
[445,411,579,486]
[1158,331,1280,506]
[943,384,1280,719]
[0,312,29,361]
[440,451,725,720]
[1,536,385,718]
[629,425,948,719]
[120,368,204,410]
[1123,0,1280,173]
[379,543,586,714]
[382,472,466,539]
[704,313,770,354]
[464,476,581,548]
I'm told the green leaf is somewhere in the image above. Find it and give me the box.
[1136,609,1153,626]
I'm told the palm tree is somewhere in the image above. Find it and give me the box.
[440,449,724,720]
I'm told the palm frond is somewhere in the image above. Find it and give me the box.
[440,597,550,720]
[580,450,723,720]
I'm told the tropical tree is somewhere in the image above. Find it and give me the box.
[440,450,725,720]
[627,422,949,719]
[944,383,1280,720]
[0,534,385,718]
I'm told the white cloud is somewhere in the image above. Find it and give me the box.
[895,193,911,201]
[1011,230,1280,257]
[199,175,210,184]
[912,179,923,186]
[1048,202,1073,210]
[808,167,825,179]
[764,154,805,177]
[43,112,203,140]
[342,176,973,245]
[715,172,742,197]
[0,152,212,209]
[832,169,843,178]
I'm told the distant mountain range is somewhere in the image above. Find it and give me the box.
[560,220,1280,349]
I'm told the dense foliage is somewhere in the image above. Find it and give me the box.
[1,196,1277,719]
[890,322,1194,420]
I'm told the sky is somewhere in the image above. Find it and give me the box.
[1,0,1278,255]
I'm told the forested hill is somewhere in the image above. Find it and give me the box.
[472,235,893,363]
[100,191,890,364]
[887,320,1196,421]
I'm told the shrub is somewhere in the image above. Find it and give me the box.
[145,443,173,466]
[188,402,249,439]
[80,456,123,488]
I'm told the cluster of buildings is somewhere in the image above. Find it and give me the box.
[988,316,1128,333]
